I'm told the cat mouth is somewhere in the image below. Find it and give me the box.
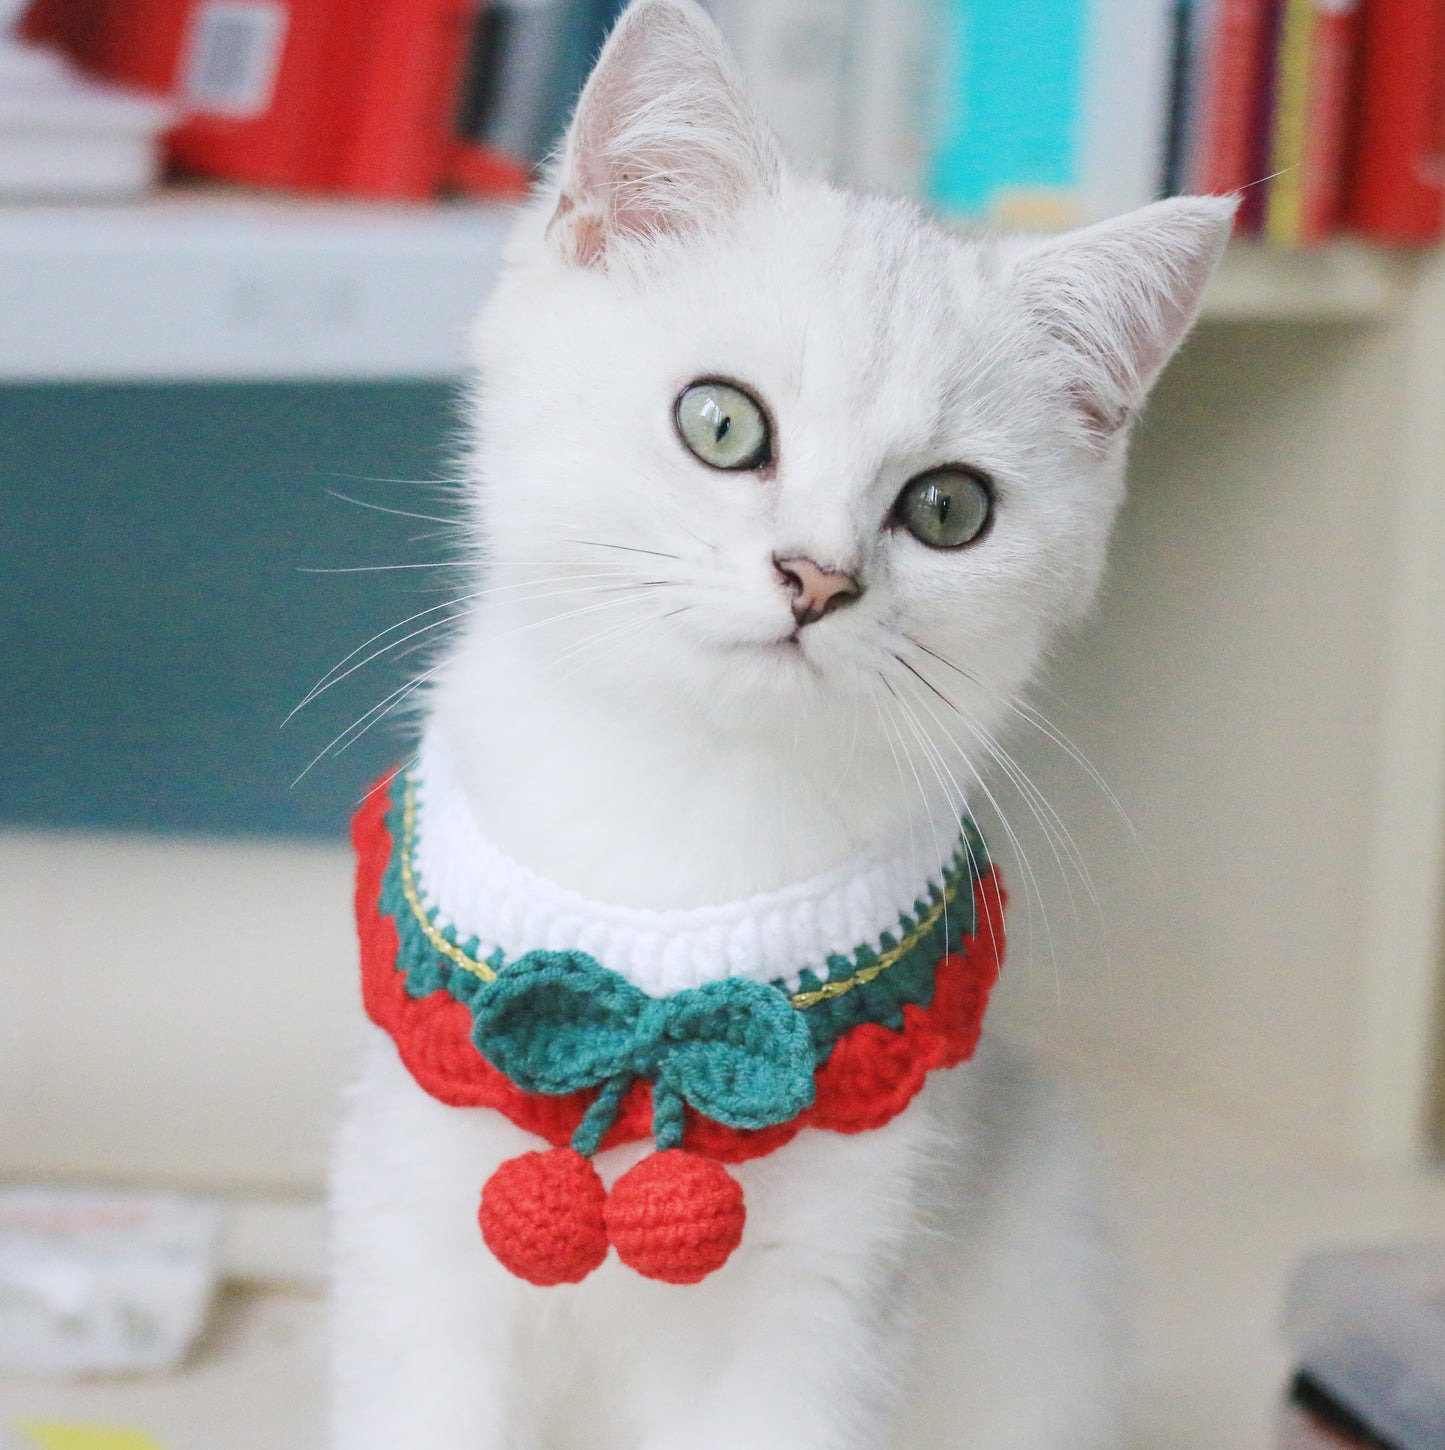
[751,630,824,676]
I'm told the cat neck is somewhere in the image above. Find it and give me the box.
[427,631,958,910]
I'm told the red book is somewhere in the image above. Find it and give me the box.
[1344,0,1445,241]
[329,0,477,199]
[1190,0,1278,196]
[171,0,341,190]
[22,0,476,200]
[1298,0,1362,240]
[25,0,340,188]
[22,0,189,90]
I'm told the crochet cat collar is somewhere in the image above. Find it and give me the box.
[353,737,1006,1288]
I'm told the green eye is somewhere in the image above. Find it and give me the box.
[893,468,993,549]
[675,379,771,470]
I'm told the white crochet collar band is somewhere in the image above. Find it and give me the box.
[409,728,975,1000]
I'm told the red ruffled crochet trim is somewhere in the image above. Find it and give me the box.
[353,773,1005,1165]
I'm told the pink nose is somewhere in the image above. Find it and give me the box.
[774,555,863,627]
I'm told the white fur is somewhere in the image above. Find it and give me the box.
[330,2,1233,1444]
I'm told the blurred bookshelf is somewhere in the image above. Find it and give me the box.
[0,193,1417,384]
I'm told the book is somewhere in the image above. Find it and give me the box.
[928,0,1175,228]
[25,0,475,199]
[1264,0,1361,245]
[171,0,341,191]
[840,0,932,196]
[1161,0,1198,197]
[1282,1243,1445,1450]
[329,0,476,199]
[704,0,853,178]
[0,34,172,200]
[1343,0,1445,242]
[1181,0,1278,198]
[450,0,620,198]
[1236,0,1288,230]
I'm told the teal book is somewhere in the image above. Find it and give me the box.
[928,0,1176,228]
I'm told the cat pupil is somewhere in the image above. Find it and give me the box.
[700,397,732,445]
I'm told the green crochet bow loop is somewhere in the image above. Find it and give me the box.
[470,950,817,1156]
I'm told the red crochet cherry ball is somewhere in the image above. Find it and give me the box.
[604,1150,746,1284]
[478,1147,608,1286]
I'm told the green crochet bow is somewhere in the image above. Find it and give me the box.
[470,951,817,1156]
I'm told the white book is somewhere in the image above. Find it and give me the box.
[841,0,932,197]
[702,0,853,177]
[0,40,171,201]
[1078,0,1176,220]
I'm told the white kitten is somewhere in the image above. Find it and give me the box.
[329,3,1233,1446]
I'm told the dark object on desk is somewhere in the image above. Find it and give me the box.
[1282,1371,1400,1449]
[1280,1243,1445,1450]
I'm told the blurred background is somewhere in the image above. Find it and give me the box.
[2,0,1444,1447]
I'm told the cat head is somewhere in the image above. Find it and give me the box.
[454,0,1232,774]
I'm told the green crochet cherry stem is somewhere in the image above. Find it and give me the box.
[471,950,817,1156]
[571,1074,631,1157]
[650,1082,686,1151]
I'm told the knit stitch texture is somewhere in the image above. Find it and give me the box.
[356,770,1004,1163]
[353,768,1006,1283]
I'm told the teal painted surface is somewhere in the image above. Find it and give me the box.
[0,381,466,839]
[928,0,1089,218]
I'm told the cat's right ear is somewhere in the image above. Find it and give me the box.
[546,0,782,269]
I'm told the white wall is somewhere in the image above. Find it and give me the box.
[991,313,1445,1166]
[0,832,360,1192]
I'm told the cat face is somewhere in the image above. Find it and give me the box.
[458,0,1232,764]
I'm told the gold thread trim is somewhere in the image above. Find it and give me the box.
[396,770,966,1008]
[401,773,496,983]
[787,873,963,1009]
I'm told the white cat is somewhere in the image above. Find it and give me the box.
[329,3,1233,1446]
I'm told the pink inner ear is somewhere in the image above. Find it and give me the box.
[547,193,609,269]
[1068,384,1130,440]
[547,0,781,270]
[571,212,609,270]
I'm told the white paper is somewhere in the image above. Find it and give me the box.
[0,1187,221,1376]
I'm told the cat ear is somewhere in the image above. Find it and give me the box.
[1006,195,1236,438]
[547,0,782,269]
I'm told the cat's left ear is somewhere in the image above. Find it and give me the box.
[1006,195,1237,438]
[547,0,782,269]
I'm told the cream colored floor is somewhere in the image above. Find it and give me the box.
[2,1046,1441,1450]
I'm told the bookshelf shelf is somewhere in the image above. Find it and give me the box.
[1199,239,1413,323]
[0,194,1413,383]
[0,194,515,383]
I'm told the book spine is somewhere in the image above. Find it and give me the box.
[1266,0,1361,243]
[1079,0,1177,220]
[927,0,1091,227]
[1264,0,1314,241]
[544,0,629,154]
[840,0,931,197]
[329,0,477,198]
[455,0,575,168]
[1238,0,1288,230]
[1161,0,1199,196]
[166,0,337,190]
[1188,0,1274,195]
[1343,0,1445,241]
[706,0,854,178]
[1298,0,1363,242]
